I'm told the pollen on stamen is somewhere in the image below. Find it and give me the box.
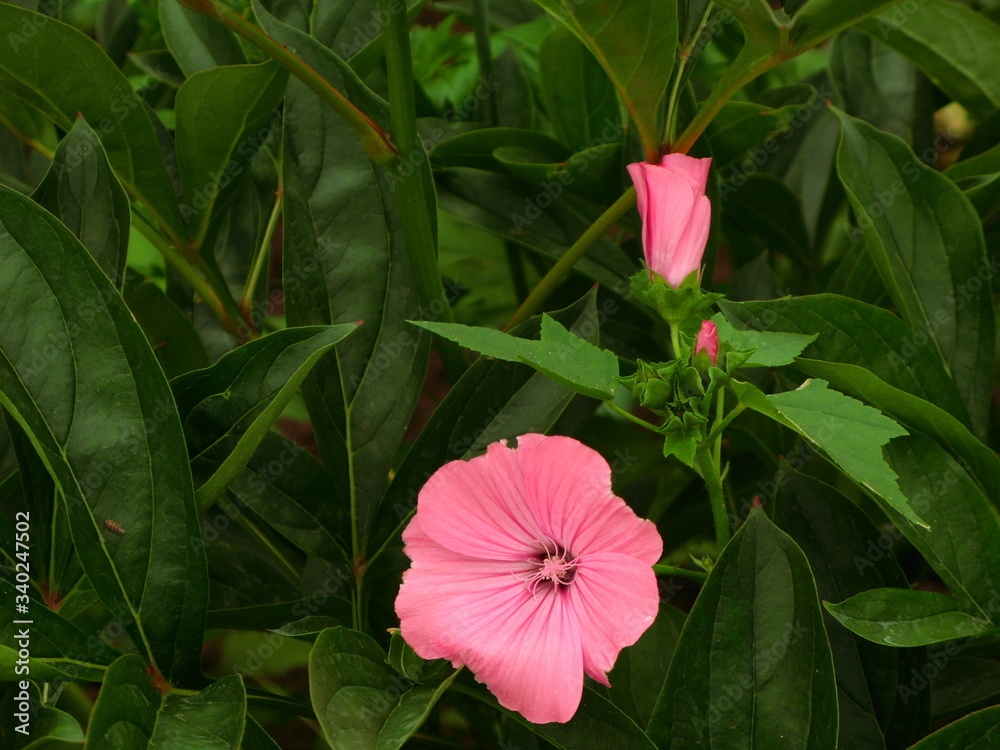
[512,541,579,598]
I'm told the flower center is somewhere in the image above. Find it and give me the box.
[514,541,578,597]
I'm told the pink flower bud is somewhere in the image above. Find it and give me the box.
[627,153,712,288]
[694,320,719,366]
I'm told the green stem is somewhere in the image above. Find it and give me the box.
[503,187,636,332]
[670,323,682,360]
[664,1,715,146]
[653,564,708,583]
[604,399,660,432]
[713,387,725,468]
[241,185,282,319]
[704,401,746,447]
[177,0,397,166]
[378,0,467,383]
[471,0,498,127]
[132,214,249,339]
[696,447,731,549]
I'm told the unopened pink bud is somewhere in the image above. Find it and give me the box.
[695,320,719,366]
[627,153,712,288]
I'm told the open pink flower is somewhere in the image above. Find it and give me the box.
[395,433,662,724]
[627,153,712,287]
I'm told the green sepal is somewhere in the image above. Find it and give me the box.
[629,269,724,327]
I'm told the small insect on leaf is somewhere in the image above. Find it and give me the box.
[103,519,125,536]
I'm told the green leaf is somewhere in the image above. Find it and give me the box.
[709,98,816,170]
[859,0,1000,120]
[31,115,130,288]
[825,589,994,647]
[720,173,813,269]
[529,0,676,157]
[436,167,634,293]
[789,0,906,50]
[718,295,973,433]
[0,577,119,682]
[710,313,817,367]
[260,1,429,553]
[413,314,619,400]
[86,655,246,749]
[607,603,686,728]
[124,278,211,379]
[932,657,1000,722]
[4,682,84,749]
[170,324,358,510]
[226,431,350,567]
[730,378,920,527]
[774,462,930,747]
[0,4,184,235]
[309,627,458,750]
[174,61,288,246]
[908,706,1000,749]
[833,109,995,440]
[712,0,780,42]
[159,0,247,77]
[369,293,604,556]
[538,25,620,153]
[646,510,838,748]
[0,186,206,681]
[880,434,1000,626]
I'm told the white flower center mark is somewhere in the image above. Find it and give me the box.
[514,539,578,597]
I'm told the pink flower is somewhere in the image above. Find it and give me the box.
[395,434,662,724]
[627,153,712,288]
[694,320,719,365]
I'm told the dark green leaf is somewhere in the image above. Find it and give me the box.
[86,655,247,749]
[833,109,995,440]
[720,172,812,268]
[31,116,129,288]
[859,0,1000,120]
[529,0,676,155]
[790,0,907,50]
[174,61,288,246]
[775,462,930,748]
[908,705,1000,749]
[0,4,184,235]
[647,510,838,748]
[259,1,430,553]
[826,589,994,647]
[124,279,211,379]
[538,25,620,153]
[159,0,247,77]
[170,324,358,510]
[0,186,207,681]
[308,627,458,750]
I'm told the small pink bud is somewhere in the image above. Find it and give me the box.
[694,320,719,366]
[627,153,712,288]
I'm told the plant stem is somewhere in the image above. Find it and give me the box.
[653,564,708,583]
[241,183,282,319]
[670,323,682,360]
[604,399,660,432]
[471,0,498,127]
[696,447,731,549]
[664,1,715,146]
[378,0,467,383]
[503,187,636,332]
[177,0,397,165]
[704,401,746,447]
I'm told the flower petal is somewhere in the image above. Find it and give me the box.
[636,168,698,282]
[520,435,663,564]
[666,193,712,288]
[460,589,584,724]
[568,552,661,685]
[660,153,711,193]
[416,438,548,560]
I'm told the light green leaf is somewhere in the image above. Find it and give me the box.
[160,0,247,77]
[825,589,994,647]
[730,378,919,527]
[711,313,817,367]
[413,314,619,400]
[790,0,906,50]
